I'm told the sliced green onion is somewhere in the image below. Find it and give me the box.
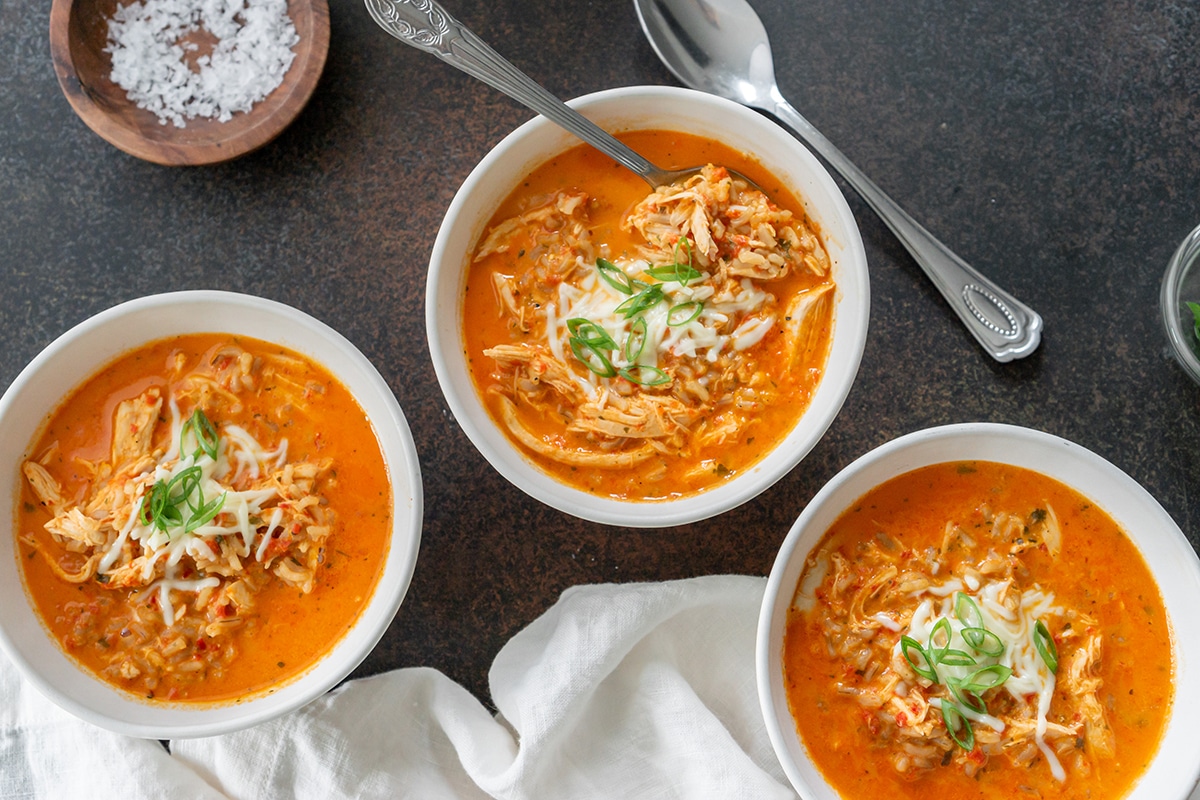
[1034,620,1059,673]
[937,648,978,667]
[926,618,955,662]
[140,480,181,530]
[959,664,1013,693]
[955,592,984,629]
[672,236,694,276]
[185,492,227,533]
[941,702,975,750]
[569,338,617,378]
[624,317,647,361]
[618,364,670,386]
[646,261,703,284]
[900,635,938,682]
[567,319,619,351]
[597,258,635,295]
[962,626,1005,657]
[181,408,220,461]
[666,301,703,326]
[945,677,988,715]
[614,284,665,318]
[139,465,224,534]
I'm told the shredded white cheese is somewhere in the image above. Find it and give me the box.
[103,414,289,626]
[545,256,773,382]
[898,579,1067,781]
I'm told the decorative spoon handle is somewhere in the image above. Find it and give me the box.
[364,0,674,185]
[767,93,1042,362]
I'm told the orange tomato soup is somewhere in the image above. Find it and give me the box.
[783,461,1172,799]
[463,130,835,501]
[15,334,391,703]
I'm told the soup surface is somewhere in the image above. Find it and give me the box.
[463,130,836,500]
[783,461,1172,800]
[15,334,391,703]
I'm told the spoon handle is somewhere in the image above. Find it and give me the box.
[768,93,1042,362]
[364,0,673,186]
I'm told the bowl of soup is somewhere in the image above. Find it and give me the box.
[426,85,869,528]
[758,423,1200,800]
[0,290,422,738]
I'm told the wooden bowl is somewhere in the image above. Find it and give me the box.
[49,0,330,166]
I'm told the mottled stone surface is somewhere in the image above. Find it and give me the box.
[2,0,1198,706]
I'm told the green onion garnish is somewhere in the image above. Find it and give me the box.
[646,262,703,284]
[900,635,938,682]
[927,618,952,662]
[614,284,665,318]
[945,676,988,715]
[962,626,1005,657]
[666,301,703,326]
[181,408,220,461]
[959,664,1013,692]
[138,465,226,534]
[618,364,670,386]
[941,701,975,751]
[937,648,978,667]
[955,592,984,629]
[1033,620,1058,673]
[597,258,635,295]
[568,337,617,378]
[567,318,619,351]
[624,317,647,361]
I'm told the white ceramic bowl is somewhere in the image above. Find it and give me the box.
[757,423,1200,800]
[0,291,422,738]
[426,85,869,528]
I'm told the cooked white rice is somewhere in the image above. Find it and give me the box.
[106,0,300,129]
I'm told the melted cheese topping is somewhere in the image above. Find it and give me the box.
[101,399,290,626]
[899,579,1066,780]
[545,256,773,398]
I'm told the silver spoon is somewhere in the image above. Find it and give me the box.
[634,0,1042,362]
[364,0,741,190]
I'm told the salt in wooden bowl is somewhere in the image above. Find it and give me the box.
[49,0,330,166]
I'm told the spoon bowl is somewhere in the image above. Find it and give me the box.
[364,0,756,190]
[634,0,1043,362]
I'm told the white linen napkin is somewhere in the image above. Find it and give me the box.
[1,575,796,799]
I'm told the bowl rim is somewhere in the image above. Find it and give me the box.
[48,0,331,166]
[756,422,1200,800]
[1159,221,1200,384]
[425,84,869,528]
[0,290,423,738]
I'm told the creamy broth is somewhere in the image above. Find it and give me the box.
[463,130,836,501]
[783,461,1172,799]
[16,334,391,703]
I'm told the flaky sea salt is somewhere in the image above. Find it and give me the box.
[106,0,300,128]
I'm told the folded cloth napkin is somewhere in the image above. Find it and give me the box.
[1,575,796,799]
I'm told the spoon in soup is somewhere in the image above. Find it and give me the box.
[364,0,750,190]
[633,0,1042,362]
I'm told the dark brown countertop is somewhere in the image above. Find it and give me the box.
[2,0,1199,707]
